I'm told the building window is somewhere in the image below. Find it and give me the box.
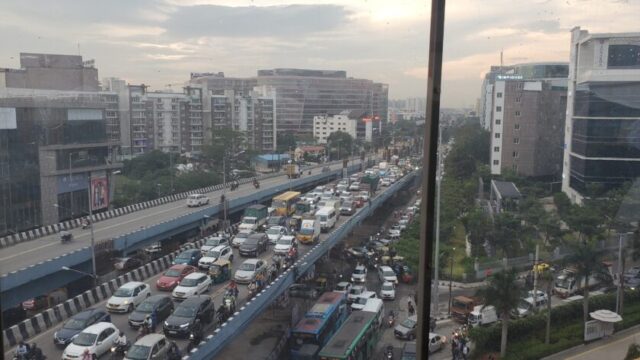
[493,160,499,165]
[512,164,518,171]
[496,106,502,112]
[514,138,520,144]
[494,146,500,152]
[495,133,501,138]
[516,97,521,103]
[513,151,519,158]
[497,92,503,98]
[515,111,521,117]
[495,119,501,125]
[514,123,520,130]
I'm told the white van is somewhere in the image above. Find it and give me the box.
[362,297,384,327]
[186,194,209,207]
[515,296,547,318]
[316,207,337,232]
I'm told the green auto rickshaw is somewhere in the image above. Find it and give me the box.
[209,259,231,284]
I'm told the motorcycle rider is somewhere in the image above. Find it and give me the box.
[15,341,29,359]
[253,178,260,188]
[115,331,127,348]
[81,349,92,360]
[30,343,45,360]
[248,280,258,297]
[168,342,182,360]
[227,280,239,298]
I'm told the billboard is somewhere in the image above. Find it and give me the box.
[91,177,109,210]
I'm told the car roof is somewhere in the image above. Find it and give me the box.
[243,258,261,264]
[210,245,229,251]
[380,266,394,271]
[120,281,145,289]
[73,308,103,320]
[135,333,166,346]
[82,322,115,334]
[382,281,395,286]
[429,333,441,339]
[144,294,170,303]
[355,264,366,270]
[179,295,210,306]
[182,248,199,254]
[280,235,295,240]
[168,264,191,271]
[184,272,207,279]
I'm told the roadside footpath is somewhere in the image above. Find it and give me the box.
[543,324,640,360]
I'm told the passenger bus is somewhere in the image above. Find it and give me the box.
[272,191,301,216]
[318,300,384,360]
[290,292,349,360]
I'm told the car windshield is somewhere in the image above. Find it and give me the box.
[267,228,281,235]
[518,300,532,310]
[336,283,349,291]
[401,318,416,328]
[125,345,151,360]
[164,269,181,277]
[113,288,134,297]
[349,288,362,295]
[177,252,193,259]
[240,263,256,271]
[205,239,221,246]
[136,301,155,313]
[180,277,200,287]
[243,218,257,224]
[277,238,292,245]
[382,284,394,291]
[244,238,258,245]
[353,268,365,275]
[174,305,197,317]
[268,217,281,225]
[207,250,221,258]
[383,270,396,277]
[63,318,87,330]
[72,332,97,346]
[319,215,328,221]
[555,279,571,289]
[356,296,369,305]
[237,233,250,239]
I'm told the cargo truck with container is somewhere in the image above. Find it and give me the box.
[451,296,481,323]
[238,204,268,231]
[553,262,613,298]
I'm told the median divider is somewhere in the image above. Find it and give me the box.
[2,237,208,352]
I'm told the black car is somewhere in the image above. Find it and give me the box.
[239,233,268,257]
[288,284,319,299]
[163,295,214,338]
[128,294,174,329]
[53,308,111,348]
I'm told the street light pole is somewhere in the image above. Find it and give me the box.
[222,154,228,233]
[448,247,455,315]
[87,180,97,288]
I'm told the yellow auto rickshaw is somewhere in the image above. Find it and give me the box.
[208,259,231,284]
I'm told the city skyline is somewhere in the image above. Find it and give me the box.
[1,0,637,107]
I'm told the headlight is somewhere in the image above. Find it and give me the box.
[164,321,170,326]
[54,331,58,338]
[123,300,129,305]
[179,323,190,328]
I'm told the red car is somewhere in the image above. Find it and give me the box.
[156,264,196,291]
[353,197,365,208]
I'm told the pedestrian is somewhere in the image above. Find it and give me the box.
[451,337,458,359]
[462,343,469,360]
[408,300,415,316]
[151,309,158,332]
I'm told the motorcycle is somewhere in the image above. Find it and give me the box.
[247,282,258,299]
[387,310,395,328]
[384,345,394,360]
[186,331,202,353]
[60,231,73,244]
[81,219,90,229]
[253,180,260,189]
[110,341,130,358]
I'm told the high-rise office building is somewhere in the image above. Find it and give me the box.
[562,27,640,203]
[0,53,121,234]
[489,62,568,177]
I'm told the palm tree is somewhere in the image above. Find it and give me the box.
[476,268,523,358]
[537,269,555,345]
[563,242,611,324]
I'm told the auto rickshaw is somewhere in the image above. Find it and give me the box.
[314,275,328,293]
[208,259,231,284]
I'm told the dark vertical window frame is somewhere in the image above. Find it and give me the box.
[417,0,446,358]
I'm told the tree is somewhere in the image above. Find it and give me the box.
[326,131,354,160]
[202,128,248,175]
[625,343,640,360]
[462,208,492,257]
[475,269,523,358]
[563,242,612,325]
[492,212,523,257]
[565,204,605,243]
[537,269,555,345]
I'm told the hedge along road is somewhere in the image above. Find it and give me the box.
[3,176,374,359]
[0,159,356,276]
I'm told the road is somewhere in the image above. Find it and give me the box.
[0,160,354,276]
[2,167,387,359]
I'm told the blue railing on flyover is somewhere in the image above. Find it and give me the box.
[186,170,417,359]
[0,162,364,307]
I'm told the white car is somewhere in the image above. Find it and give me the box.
[378,266,399,284]
[351,291,377,311]
[347,285,367,303]
[62,322,119,360]
[358,191,370,202]
[266,226,288,244]
[200,235,230,253]
[172,272,212,301]
[274,235,296,255]
[351,265,367,283]
[186,193,209,207]
[107,282,151,313]
[335,281,352,294]
[388,226,401,239]
[198,245,233,269]
[234,259,267,284]
[380,281,396,300]
[349,182,361,191]
[380,178,391,187]
[398,219,409,231]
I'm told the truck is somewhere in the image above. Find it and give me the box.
[285,163,301,179]
[238,204,268,231]
[451,296,481,323]
[553,262,613,298]
[467,305,498,327]
[297,218,321,244]
[360,173,380,194]
[289,201,315,230]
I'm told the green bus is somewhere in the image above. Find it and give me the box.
[317,307,382,360]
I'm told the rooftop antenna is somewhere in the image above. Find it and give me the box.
[500,49,504,72]
[77,42,81,55]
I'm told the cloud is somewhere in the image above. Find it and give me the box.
[162,4,351,38]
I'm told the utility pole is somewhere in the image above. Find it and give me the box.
[448,247,455,314]
[69,153,74,218]
[617,233,626,314]
[169,151,174,194]
[532,243,539,310]
[222,153,228,232]
[87,175,97,288]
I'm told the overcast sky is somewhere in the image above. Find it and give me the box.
[0,0,637,107]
